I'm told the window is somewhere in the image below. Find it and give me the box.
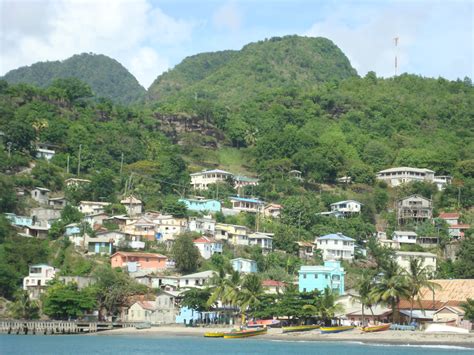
[303,273,306,279]
[314,274,318,279]
[303,288,307,292]
[145,258,149,262]
[185,279,189,285]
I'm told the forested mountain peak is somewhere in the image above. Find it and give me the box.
[2,53,146,105]
[148,35,357,105]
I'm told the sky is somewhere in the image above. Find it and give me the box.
[1,0,473,89]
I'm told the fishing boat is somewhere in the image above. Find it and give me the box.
[320,325,355,334]
[203,332,225,338]
[247,319,280,328]
[223,327,267,339]
[282,325,320,333]
[361,323,391,333]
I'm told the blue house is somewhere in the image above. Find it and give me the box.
[4,213,33,227]
[65,223,81,237]
[176,306,219,325]
[179,198,221,213]
[298,261,345,295]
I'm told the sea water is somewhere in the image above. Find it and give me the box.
[0,335,472,355]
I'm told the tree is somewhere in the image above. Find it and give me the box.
[8,290,40,319]
[354,270,377,326]
[31,161,63,191]
[461,298,474,321]
[42,281,96,320]
[181,288,211,312]
[405,258,440,323]
[303,287,344,326]
[90,169,117,201]
[0,175,18,213]
[452,235,474,278]
[370,260,410,323]
[161,197,188,218]
[238,273,263,322]
[172,234,200,273]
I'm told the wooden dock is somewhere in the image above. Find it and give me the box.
[0,320,136,335]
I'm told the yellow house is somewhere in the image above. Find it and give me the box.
[215,223,249,246]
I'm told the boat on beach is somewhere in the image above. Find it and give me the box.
[320,325,355,334]
[282,325,320,333]
[203,332,225,338]
[223,327,268,339]
[361,323,391,333]
[247,319,280,328]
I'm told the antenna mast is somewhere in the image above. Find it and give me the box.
[394,36,399,76]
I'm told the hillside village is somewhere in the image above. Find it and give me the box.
[0,35,473,332]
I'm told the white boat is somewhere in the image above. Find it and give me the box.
[425,323,469,334]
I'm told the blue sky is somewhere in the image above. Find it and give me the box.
[1,0,473,88]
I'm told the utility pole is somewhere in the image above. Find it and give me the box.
[120,152,124,176]
[394,36,399,76]
[298,211,302,240]
[66,154,70,174]
[7,142,12,158]
[458,187,462,209]
[77,144,82,176]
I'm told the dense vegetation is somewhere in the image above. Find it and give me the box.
[2,53,146,105]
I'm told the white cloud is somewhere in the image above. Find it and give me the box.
[305,4,425,78]
[0,0,194,87]
[213,2,242,31]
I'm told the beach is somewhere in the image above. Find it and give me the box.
[96,325,474,348]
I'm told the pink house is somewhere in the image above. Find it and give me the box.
[110,251,168,272]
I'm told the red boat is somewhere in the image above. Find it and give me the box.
[247,319,280,328]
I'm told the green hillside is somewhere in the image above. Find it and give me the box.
[148,35,357,105]
[2,53,146,105]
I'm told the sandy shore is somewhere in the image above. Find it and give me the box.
[95,326,474,348]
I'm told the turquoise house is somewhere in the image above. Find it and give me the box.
[179,198,221,213]
[176,306,219,325]
[4,213,33,227]
[298,261,345,295]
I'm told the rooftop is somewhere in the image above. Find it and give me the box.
[111,251,167,259]
[190,169,233,176]
[395,251,437,257]
[80,201,110,206]
[231,258,256,263]
[120,196,142,204]
[330,200,362,206]
[393,231,418,236]
[180,270,216,279]
[230,196,264,204]
[193,236,221,244]
[234,175,259,182]
[378,167,435,174]
[317,233,355,241]
[262,280,286,287]
[438,212,460,219]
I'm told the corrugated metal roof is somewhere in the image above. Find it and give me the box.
[317,233,355,241]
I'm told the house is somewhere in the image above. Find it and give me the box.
[262,280,286,294]
[149,214,188,242]
[433,306,466,326]
[448,224,471,239]
[296,241,315,259]
[58,276,96,289]
[394,251,437,272]
[376,167,435,187]
[30,207,61,227]
[188,216,216,236]
[85,231,127,255]
[298,261,345,295]
[122,216,157,241]
[110,251,168,272]
[248,232,273,253]
[103,215,129,228]
[263,203,282,218]
[330,200,362,215]
[30,187,50,205]
[339,292,392,325]
[215,223,249,245]
[234,175,259,190]
[179,198,221,213]
[229,196,264,213]
[438,212,460,226]
[314,233,355,261]
[289,170,303,180]
[36,147,55,161]
[397,194,433,224]
[193,236,223,260]
[79,201,110,215]
[231,258,257,273]
[433,176,453,191]
[48,197,67,209]
[23,225,49,238]
[65,223,81,237]
[190,169,233,190]
[64,178,91,188]
[417,235,439,247]
[120,196,143,216]
[178,270,216,289]
[126,291,179,324]
[23,264,57,299]
[83,212,109,228]
[392,230,417,244]
[4,213,33,227]
[378,239,401,250]
[337,176,352,184]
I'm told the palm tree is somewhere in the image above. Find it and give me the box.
[354,270,377,326]
[8,290,40,319]
[405,258,440,323]
[207,268,229,307]
[370,260,410,324]
[238,273,264,324]
[303,288,344,326]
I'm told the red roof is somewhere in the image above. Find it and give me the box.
[194,236,220,244]
[262,280,286,287]
[449,224,470,229]
[439,213,460,219]
[136,301,156,311]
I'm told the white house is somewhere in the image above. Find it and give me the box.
[315,233,355,261]
[36,147,55,161]
[193,236,223,260]
[190,169,233,190]
[79,201,110,215]
[229,196,264,213]
[433,176,453,191]
[178,270,216,289]
[23,264,57,299]
[330,200,362,215]
[188,216,216,236]
[263,203,282,218]
[394,251,437,272]
[149,214,188,242]
[126,291,179,324]
[438,212,460,226]
[64,178,91,188]
[248,232,273,253]
[392,231,417,244]
[120,195,143,216]
[231,258,258,273]
[31,187,50,205]
[376,167,435,187]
